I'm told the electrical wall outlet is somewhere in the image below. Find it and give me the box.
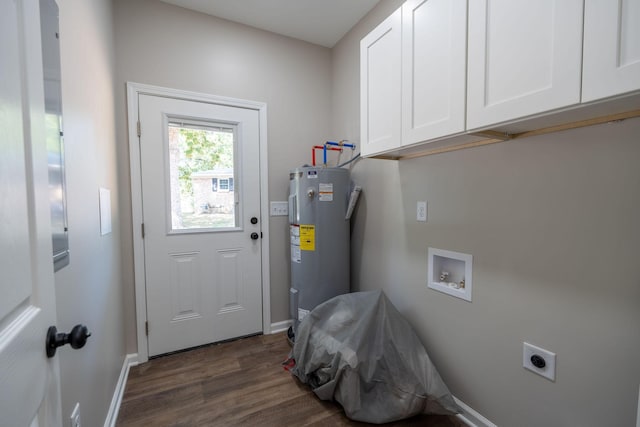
[417,201,427,222]
[70,403,81,427]
[270,201,288,216]
[523,342,556,381]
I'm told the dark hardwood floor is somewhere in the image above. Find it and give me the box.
[117,332,465,426]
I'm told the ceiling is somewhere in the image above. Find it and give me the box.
[158,0,381,48]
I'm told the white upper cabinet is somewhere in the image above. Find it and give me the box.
[582,0,640,102]
[466,0,584,130]
[402,0,467,144]
[360,8,402,157]
[360,0,639,159]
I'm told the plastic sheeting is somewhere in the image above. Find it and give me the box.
[291,290,461,424]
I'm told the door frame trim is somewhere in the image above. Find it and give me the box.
[126,82,271,363]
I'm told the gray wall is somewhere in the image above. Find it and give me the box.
[54,0,125,425]
[113,0,333,351]
[333,1,640,426]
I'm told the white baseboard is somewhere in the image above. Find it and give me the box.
[453,396,497,427]
[103,353,138,427]
[270,319,292,334]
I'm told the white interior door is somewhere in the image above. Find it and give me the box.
[138,94,263,357]
[1,0,61,425]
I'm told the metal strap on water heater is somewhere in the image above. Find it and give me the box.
[289,288,299,324]
[288,194,297,224]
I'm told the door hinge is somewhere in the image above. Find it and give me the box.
[137,120,141,137]
[145,321,149,336]
[141,223,145,238]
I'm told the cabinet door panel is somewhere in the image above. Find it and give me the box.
[583,0,640,102]
[402,0,467,144]
[467,0,583,130]
[361,8,402,156]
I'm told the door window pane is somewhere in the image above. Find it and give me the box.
[168,121,236,230]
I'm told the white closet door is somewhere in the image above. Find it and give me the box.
[360,8,402,156]
[402,0,467,145]
[582,0,640,102]
[467,0,583,130]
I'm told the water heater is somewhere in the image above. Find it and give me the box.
[288,166,352,338]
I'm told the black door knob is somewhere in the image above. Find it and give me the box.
[46,324,91,358]
[250,217,258,224]
[250,232,259,240]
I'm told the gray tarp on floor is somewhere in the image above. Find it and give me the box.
[291,290,461,424]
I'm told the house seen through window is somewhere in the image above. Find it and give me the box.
[211,177,234,192]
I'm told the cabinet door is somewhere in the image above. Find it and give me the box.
[360,8,402,156]
[582,0,640,102]
[467,0,583,130]
[402,0,467,145]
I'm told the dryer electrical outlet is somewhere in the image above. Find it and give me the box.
[523,342,556,381]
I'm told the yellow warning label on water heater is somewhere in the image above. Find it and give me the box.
[299,225,315,251]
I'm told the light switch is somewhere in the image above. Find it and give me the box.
[270,201,288,216]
